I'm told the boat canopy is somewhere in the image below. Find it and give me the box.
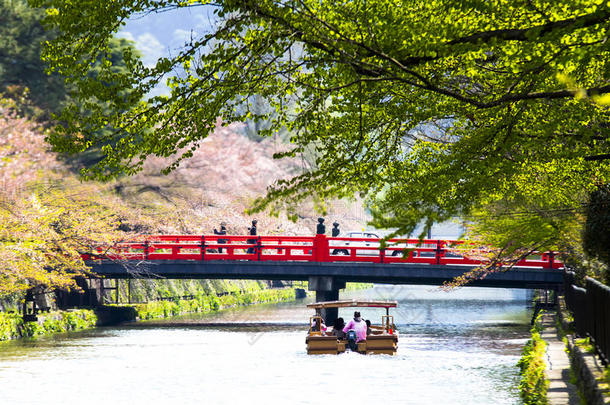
[307,300,398,309]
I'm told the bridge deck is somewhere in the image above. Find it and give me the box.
[87,260,563,289]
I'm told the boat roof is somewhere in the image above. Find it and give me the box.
[307,300,398,309]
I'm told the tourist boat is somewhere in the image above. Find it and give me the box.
[306,300,398,355]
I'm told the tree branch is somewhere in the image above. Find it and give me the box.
[449,7,610,45]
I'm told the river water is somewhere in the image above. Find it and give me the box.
[0,286,532,405]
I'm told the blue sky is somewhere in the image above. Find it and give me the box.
[118,5,217,94]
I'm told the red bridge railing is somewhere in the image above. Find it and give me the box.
[82,234,563,269]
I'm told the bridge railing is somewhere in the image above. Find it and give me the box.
[82,234,563,269]
[323,237,562,268]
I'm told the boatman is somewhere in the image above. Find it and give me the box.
[343,311,367,348]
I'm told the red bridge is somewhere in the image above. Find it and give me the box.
[85,233,564,322]
[84,234,562,269]
[84,234,564,323]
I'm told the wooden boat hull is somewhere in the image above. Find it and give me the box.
[306,334,398,355]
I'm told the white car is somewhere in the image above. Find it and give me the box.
[331,231,404,257]
[331,231,447,259]
[345,231,379,256]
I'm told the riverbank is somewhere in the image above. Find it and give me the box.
[0,286,300,341]
[91,283,374,324]
[0,281,372,343]
[518,310,580,405]
[106,286,299,323]
[0,282,373,341]
[521,298,610,405]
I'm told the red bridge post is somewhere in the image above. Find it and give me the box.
[201,236,205,261]
[436,240,443,265]
[313,234,329,262]
[257,236,262,261]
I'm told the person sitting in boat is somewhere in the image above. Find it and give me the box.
[365,319,372,336]
[311,317,327,334]
[331,317,346,339]
[342,311,367,342]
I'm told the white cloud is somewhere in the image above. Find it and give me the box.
[117,31,133,42]
[119,31,164,68]
[134,32,165,67]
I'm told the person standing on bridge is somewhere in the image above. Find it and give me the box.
[331,222,342,255]
[331,222,340,237]
[316,217,326,235]
[247,219,257,254]
[213,222,227,253]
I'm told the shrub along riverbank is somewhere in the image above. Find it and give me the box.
[0,309,97,341]
[517,313,549,405]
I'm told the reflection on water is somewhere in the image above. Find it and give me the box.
[0,286,530,405]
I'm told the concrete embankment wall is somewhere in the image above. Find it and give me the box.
[566,336,609,405]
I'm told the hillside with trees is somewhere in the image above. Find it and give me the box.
[0,95,366,301]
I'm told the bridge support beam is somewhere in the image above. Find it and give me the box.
[308,276,345,325]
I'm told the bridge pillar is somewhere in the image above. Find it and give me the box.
[308,276,345,325]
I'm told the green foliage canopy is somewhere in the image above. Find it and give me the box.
[34,0,610,243]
